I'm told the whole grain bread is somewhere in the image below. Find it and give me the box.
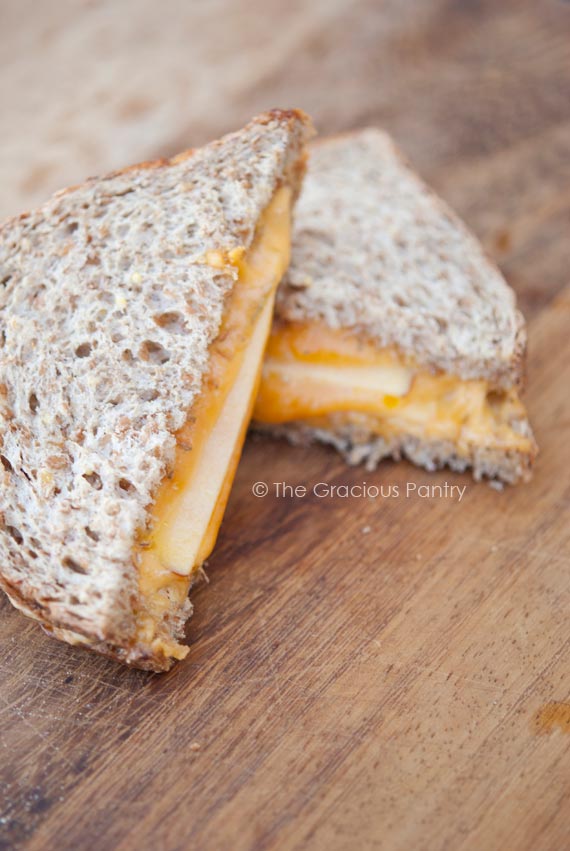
[277,129,526,390]
[0,109,312,670]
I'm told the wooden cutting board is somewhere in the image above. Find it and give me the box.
[1,2,570,849]
[3,289,570,851]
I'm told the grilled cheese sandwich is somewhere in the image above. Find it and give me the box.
[0,109,313,671]
[254,129,536,483]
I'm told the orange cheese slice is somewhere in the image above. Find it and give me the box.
[254,321,533,454]
[135,187,292,657]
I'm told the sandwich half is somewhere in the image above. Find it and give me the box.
[254,130,537,484]
[0,109,312,670]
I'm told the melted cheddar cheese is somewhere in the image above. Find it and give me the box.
[135,187,292,659]
[254,321,532,454]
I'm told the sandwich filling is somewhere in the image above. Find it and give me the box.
[135,186,292,660]
[254,321,533,454]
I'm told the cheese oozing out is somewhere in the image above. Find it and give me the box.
[135,186,292,658]
[254,321,533,454]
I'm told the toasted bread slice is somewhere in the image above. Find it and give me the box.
[254,130,536,484]
[0,109,313,670]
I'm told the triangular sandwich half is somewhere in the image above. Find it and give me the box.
[0,109,312,670]
[254,130,537,484]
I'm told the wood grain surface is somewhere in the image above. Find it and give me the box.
[1,1,569,849]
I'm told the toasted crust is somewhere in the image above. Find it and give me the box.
[0,109,313,671]
[256,420,537,486]
[276,129,527,391]
[0,570,187,671]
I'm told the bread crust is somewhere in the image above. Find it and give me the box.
[256,420,537,486]
[0,569,188,671]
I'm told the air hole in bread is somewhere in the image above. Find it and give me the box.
[486,390,506,412]
[69,595,80,605]
[1,274,12,287]
[6,526,23,545]
[29,392,39,413]
[0,455,13,472]
[20,468,32,482]
[63,556,88,575]
[118,477,136,495]
[394,295,408,308]
[86,254,101,267]
[83,471,102,490]
[85,526,100,542]
[435,318,448,332]
[122,348,134,363]
[111,331,124,343]
[140,388,159,402]
[75,343,92,358]
[139,340,171,364]
[66,222,79,234]
[153,312,186,334]
[28,549,38,560]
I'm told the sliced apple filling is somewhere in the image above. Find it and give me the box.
[135,187,292,659]
[254,321,533,454]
